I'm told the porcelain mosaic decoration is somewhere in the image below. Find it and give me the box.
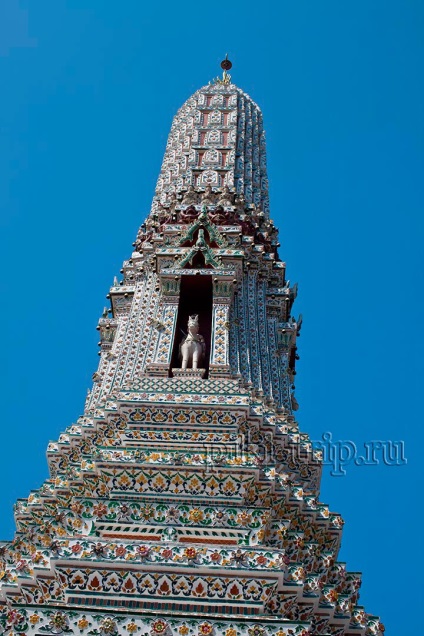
[0,61,383,635]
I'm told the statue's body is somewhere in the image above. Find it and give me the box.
[217,185,234,207]
[180,315,205,370]
[182,185,198,205]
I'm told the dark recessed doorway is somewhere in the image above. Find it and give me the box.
[170,275,213,377]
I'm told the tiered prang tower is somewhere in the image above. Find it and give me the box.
[0,61,383,636]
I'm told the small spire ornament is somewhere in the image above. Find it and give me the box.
[212,54,232,85]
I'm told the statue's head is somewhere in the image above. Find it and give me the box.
[188,314,199,327]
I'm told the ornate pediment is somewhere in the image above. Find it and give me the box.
[178,206,228,248]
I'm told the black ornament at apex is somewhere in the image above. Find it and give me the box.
[221,56,232,71]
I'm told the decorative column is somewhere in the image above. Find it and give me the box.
[209,275,235,378]
[146,275,180,376]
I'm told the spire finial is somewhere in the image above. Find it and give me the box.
[220,54,232,72]
[211,55,232,86]
[220,54,232,84]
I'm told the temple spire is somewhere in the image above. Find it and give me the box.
[0,64,383,636]
[151,73,269,220]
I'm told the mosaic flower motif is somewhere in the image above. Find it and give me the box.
[97,483,109,497]
[126,621,138,633]
[183,547,197,562]
[186,476,201,494]
[289,566,305,581]
[304,576,319,593]
[189,508,204,523]
[265,597,278,613]
[230,549,247,566]
[0,569,7,582]
[93,503,108,518]
[49,611,69,634]
[210,550,221,563]
[7,610,24,626]
[198,622,213,635]
[140,504,155,520]
[115,545,126,558]
[212,510,227,525]
[222,480,236,495]
[165,506,180,522]
[90,542,106,557]
[15,559,29,572]
[71,543,83,555]
[77,617,89,630]
[332,515,344,529]
[118,503,131,520]
[161,548,173,559]
[351,609,366,625]
[212,453,226,465]
[247,627,264,636]
[172,453,186,466]
[151,618,168,635]
[179,626,189,635]
[326,589,338,603]
[137,545,151,559]
[99,617,117,635]
[152,475,167,492]
[29,614,40,625]
[225,629,237,636]
[236,511,252,526]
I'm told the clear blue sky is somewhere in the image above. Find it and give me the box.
[1,1,423,632]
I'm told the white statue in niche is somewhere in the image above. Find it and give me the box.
[180,315,206,370]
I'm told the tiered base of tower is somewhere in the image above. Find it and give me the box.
[0,377,382,636]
